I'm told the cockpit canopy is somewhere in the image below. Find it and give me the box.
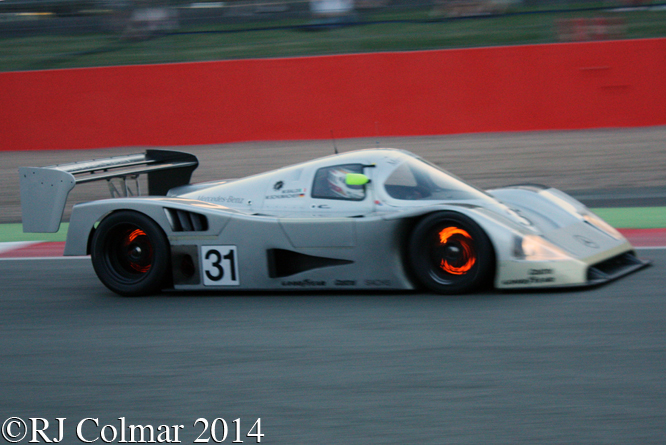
[383,157,489,202]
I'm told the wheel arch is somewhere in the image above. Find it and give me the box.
[65,200,175,257]
[401,208,501,264]
[85,209,160,256]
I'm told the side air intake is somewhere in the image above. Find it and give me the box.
[267,249,353,278]
[587,252,650,285]
[164,209,208,232]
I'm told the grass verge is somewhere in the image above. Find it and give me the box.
[1,7,665,71]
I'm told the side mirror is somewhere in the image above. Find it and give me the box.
[345,173,370,186]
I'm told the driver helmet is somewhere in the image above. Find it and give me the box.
[327,167,365,200]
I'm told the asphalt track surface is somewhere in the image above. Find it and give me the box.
[0,249,664,445]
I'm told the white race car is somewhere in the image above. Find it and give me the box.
[19,148,649,296]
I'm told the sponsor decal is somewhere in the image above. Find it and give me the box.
[197,195,245,204]
[365,279,392,287]
[226,196,246,204]
[502,277,555,285]
[334,279,356,286]
[574,235,599,249]
[281,279,326,287]
[502,268,555,285]
[265,187,306,200]
[274,180,284,190]
[266,193,304,199]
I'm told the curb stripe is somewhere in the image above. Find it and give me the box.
[618,228,666,247]
[0,242,65,258]
[0,241,40,255]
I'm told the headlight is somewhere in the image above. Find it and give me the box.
[514,235,569,261]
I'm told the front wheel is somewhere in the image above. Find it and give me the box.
[91,211,171,296]
[408,212,494,294]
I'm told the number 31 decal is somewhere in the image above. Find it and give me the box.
[202,246,240,286]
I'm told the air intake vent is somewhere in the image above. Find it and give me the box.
[165,208,208,232]
[587,252,647,285]
[267,249,353,278]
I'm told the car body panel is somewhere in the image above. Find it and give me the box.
[29,148,647,293]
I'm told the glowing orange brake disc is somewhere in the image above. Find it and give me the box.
[124,229,152,273]
[438,227,476,275]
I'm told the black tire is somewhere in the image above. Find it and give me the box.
[91,211,170,296]
[408,212,494,294]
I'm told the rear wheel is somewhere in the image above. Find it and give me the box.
[91,211,170,296]
[408,212,494,294]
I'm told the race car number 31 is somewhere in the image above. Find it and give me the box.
[202,246,240,286]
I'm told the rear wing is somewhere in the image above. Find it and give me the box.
[19,149,198,233]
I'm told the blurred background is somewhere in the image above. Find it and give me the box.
[1,0,665,72]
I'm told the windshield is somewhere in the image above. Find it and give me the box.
[383,157,490,201]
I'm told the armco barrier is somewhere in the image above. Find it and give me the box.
[1,38,665,151]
